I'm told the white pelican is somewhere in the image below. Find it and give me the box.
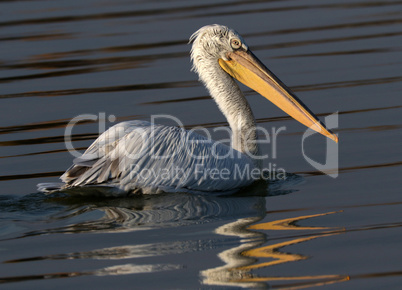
[38,24,337,196]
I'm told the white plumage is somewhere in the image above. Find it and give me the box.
[44,120,255,195]
[38,24,337,196]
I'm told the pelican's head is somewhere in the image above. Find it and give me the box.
[190,24,338,143]
[190,24,248,64]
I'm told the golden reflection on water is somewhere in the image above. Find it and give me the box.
[202,211,350,289]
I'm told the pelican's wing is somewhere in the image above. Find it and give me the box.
[59,121,256,195]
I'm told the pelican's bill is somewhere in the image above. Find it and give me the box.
[218,50,338,143]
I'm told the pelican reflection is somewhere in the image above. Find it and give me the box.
[202,211,350,288]
[2,190,350,288]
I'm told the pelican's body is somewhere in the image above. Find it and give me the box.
[38,25,337,196]
[39,120,255,195]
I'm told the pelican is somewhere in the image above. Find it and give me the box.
[38,24,337,196]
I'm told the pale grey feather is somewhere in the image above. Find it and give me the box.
[42,121,256,195]
[38,25,264,196]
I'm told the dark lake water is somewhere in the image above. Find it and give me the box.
[1,0,401,288]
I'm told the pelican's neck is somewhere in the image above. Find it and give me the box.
[197,61,261,168]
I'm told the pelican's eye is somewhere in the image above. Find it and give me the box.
[230,38,242,50]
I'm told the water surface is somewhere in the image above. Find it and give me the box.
[1,0,401,288]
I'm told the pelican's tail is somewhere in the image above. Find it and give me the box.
[37,182,65,194]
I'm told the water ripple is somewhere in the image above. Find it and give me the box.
[0,0,401,288]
